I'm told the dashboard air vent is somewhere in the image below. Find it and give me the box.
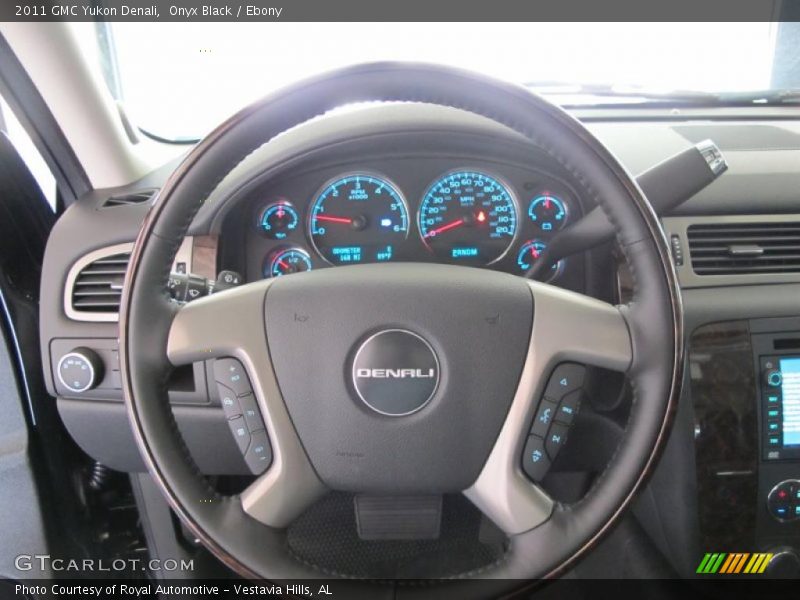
[102,189,157,208]
[688,222,800,275]
[71,252,130,313]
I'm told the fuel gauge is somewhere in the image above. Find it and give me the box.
[516,240,564,282]
[266,247,312,278]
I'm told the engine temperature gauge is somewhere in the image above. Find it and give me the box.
[528,193,568,232]
[266,247,312,278]
[259,201,299,240]
[516,240,564,282]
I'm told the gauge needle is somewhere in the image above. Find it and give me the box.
[424,218,464,238]
[315,215,352,224]
[277,260,290,270]
[531,246,540,258]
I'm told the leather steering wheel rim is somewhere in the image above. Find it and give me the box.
[120,62,683,594]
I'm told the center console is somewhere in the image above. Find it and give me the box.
[691,317,800,577]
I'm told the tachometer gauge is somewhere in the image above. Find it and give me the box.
[266,247,312,278]
[516,240,564,282]
[418,170,518,265]
[528,193,568,232]
[309,174,409,265]
[259,200,299,239]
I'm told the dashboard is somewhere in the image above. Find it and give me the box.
[37,101,800,579]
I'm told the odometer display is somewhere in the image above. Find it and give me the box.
[418,170,518,265]
[309,174,409,265]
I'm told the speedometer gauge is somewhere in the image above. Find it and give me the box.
[418,170,518,265]
[309,173,409,265]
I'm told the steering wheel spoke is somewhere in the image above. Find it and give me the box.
[167,281,326,528]
[464,282,632,535]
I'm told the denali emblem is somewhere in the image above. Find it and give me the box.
[356,368,436,379]
[351,329,440,416]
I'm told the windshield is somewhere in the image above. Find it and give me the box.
[105,22,785,141]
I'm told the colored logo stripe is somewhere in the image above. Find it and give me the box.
[719,553,748,574]
[698,553,773,574]
[697,553,726,574]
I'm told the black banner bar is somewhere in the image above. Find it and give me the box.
[0,0,793,22]
[4,577,800,600]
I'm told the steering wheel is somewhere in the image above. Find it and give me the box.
[120,63,682,593]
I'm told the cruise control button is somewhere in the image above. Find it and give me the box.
[544,363,586,400]
[245,430,272,474]
[555,390,581,425]
[214,358,253,397]
[227,415,251,453]
[239,394,265,432]
[217,382,241,418]
[531,399,558,437]
[546,422,569,459]
[521,435,551,482]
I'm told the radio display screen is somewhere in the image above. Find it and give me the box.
[780,357,800,447]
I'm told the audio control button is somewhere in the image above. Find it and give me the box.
[214,358,253,396]
[765,369,783,388]
[244,430,272,474]
[530,399,557,437]
[521,435,550,482]
[227,416,251,453]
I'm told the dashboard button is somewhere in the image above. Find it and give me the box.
[531,399,558,437]
[217,382,241,418]
[57,348,103,393]
[239,394,265,432]
[521,435,550,482]
[244,430,272,474]
[214,358,253,396]
[227,415,251,453]
[556,390,581,425]
[764,369,783,388]
[546,422,570,459]
[544,363,585,400]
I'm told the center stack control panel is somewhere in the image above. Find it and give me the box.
[751,323,800,571]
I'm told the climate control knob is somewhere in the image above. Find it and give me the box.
[765,548,800,578]
[56,348,103,393]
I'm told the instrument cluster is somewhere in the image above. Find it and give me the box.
[242,164,581,284]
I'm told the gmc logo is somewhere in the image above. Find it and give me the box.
[356,368,436,379]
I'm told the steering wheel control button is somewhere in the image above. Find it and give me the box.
[214,358,253,397]
[57,348,103,393]
[546,422,569,459]
[227,416,251,453]
[544,363,586,400]
[352,329,439,416]
[767,480,800,523]
[555,390,581,426]
[244,430,272,474]
[217,383,242,418]
[238,395,265,432]
[530,399,558,437]
[522,435,551,482]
